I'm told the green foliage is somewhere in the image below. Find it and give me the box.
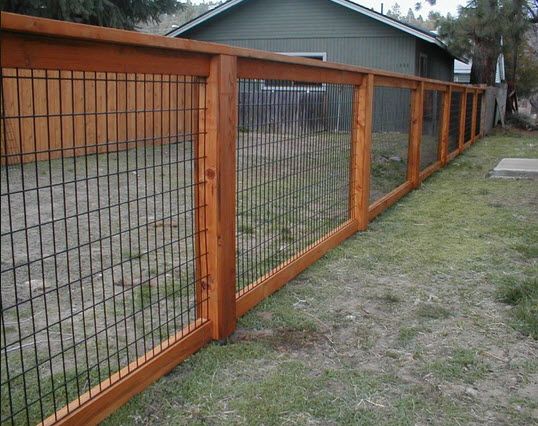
[385,3,436,31]
[516,31,538,97]
[0,0,182,29]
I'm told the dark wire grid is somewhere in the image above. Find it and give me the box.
[420,90,443,171]
[236,80,354,294]
[1,69,209,425]
[448,91,462,154]
[369,87,411,205]
[464,92,474,143]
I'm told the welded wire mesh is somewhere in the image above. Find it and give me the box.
[464,92,474,143]
[420,90,442,170]
[448,91,462,154]
[476,93,482,136]
[370,87,411,204]
[0,69,208,424]
[236,80,354,293]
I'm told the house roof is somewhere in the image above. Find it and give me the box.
[166,0,450,53]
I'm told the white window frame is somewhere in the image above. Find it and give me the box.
[261,52,328,92]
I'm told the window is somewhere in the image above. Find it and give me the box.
[262,52,327,92]
[418,53,429,78]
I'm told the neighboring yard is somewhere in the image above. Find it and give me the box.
[107,131,538,425]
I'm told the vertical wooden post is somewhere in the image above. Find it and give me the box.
[202,54,238,340]
[458,88,467,151]
[194,78,207,320]
[351,73,374,231]
[440,85,451,166]
[470,88,478,144]
[408,81,423,189]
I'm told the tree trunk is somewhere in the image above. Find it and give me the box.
[470,49,497,85]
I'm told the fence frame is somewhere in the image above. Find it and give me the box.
[0,11,487,425]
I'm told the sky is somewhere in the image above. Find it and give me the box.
[189,0,465,18]
[357,0,464,17]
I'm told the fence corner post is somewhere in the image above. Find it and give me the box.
[351,73,374,231]
[408,81,424,189]
[440,85,451,166]
[203,54,238,340]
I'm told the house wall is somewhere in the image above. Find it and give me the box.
[181,0,417,75]
[179,0,453,132]
[415,40,454,81]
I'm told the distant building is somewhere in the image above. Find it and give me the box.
[453,54,506,84]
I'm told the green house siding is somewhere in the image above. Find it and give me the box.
[415,40,454,81]
[181,0,418,76]
[206,37,415,76]
[178,0,453,132]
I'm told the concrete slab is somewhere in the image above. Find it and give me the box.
[490,158,538,179]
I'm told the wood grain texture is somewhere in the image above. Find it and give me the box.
[1,68,195,165]
[419,161,442,182]
[407,82,424,189]
[440,86,451,166]
[41,321,211,426]
[458,88,467,152]
[237,58,363,85]
[374,75,419,89]
[351,74,374,231]
[368,181,413,221]
[204,55,238,339]
[236,220,358,317]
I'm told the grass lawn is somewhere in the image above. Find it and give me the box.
[106,130,537,425]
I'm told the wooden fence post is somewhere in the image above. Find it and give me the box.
[440,85,451,166]
[471,89,478,144]
[458,88,467,151]
[351,73,374,231]
[202,54,238,340]
[408,81,423,189]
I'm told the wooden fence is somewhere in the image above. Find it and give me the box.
[0,12,486,426]
[1,69,195,164]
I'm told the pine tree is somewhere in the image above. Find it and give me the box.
[0,0,182,29]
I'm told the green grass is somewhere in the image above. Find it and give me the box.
[5,131,536,425]
[427,348,490,383]
[103,132,538,425]
[497,277,538,339]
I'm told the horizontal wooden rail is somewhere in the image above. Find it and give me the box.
[1,12,486,92]
[237,57,363,85]
[236,220,358,317]
[374,75,419,89]
[1,31,211,75]
[420,161,442,182]
[368,181,413,221]
[41,320,212,426]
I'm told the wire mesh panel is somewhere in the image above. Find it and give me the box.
[0,69,208,424]
[236,79,354,294]
[464,92,473,143]
[476,93,482,136]
[370,87,411,204]
[420,90,443,171]
[448,91,462,155]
